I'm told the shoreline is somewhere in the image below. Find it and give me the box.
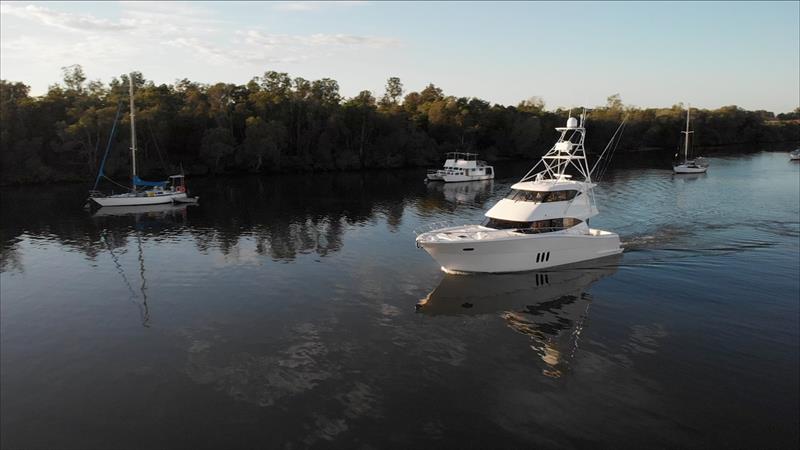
[1,142,796,189]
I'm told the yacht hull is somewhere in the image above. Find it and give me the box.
[418,229,622,274]
[90,192,187,207]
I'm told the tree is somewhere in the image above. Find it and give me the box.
[200,127,236,173]
[242,116,287,171]
[420,83,444,103]
[380,77,403,108]
[61,64,86,92]
[311,78,341,107]
[518,96,545,113]
[606,93,623,110]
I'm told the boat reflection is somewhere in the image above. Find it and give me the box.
[417,255,620,377]
[426,179,494,204]
[92,203,190,218]
[92,204,191,327]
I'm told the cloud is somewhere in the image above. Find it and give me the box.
[242,30,399,50]
[272,1,369,12]
[1,3,136,32]
[1,1,400,92]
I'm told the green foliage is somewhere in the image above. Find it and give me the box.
[1,68,798,185]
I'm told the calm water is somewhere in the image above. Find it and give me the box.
[2,152,798,449]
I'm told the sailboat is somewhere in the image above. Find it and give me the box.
[673,105,708,174]
[416,113,623,273]
[87,74,188,207]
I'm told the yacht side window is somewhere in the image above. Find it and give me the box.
[563,218,584,227]
[482,217,533,230]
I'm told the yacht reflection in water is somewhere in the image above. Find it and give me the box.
[417,255,620,377]
[91,203,190,326]
[426,179,495,204]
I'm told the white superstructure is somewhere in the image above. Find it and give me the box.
[426,152,494,182]
[673,105,709,174]
[416,114,622,273]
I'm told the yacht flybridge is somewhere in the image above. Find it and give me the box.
[426,152,494,182]
[416,115,622,273]
[87,74,188,208]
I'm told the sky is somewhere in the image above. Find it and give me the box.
[1,1,798,112]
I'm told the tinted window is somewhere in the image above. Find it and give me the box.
[483,217,584,232]
[482,218,533,230]
[506,189,579,203]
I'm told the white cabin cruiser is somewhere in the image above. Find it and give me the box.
[790,148,800,161]
[426,152,494,182]
[416,115,622,273]
[673,105,708,174]
[87,74,188,208]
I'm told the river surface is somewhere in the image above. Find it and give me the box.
[1,151,798,449]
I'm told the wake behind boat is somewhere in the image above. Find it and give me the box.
[416,114,623,273]
[87,73,189,208]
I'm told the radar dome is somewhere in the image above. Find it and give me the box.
[566,117,579,129]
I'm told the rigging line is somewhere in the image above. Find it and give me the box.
[596,120,627,182]
[595,117,628,182]
[590,118,627,175]
[92,102,124,191]
[102,175,134,191]
[145,118,170,174]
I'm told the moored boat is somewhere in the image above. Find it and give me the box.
[790,148,800,160]
[426,152,495,182]
[673,105,709,174]
[416,114,623,273]
[87,74,189,208]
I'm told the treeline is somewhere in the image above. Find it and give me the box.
[1,65,798,185]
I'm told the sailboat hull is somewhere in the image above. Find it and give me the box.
[90,192,187,207]
[673,164,708,174]
[417,229,622,274]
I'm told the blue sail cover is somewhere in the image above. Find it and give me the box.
[133,176,168,187]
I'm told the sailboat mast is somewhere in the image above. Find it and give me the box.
[129,73,137,192]
[682,105,693,162]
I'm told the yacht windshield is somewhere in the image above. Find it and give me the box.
[483,217,583,232]
[505,189,579,203]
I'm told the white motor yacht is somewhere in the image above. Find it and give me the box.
[673,105,708,174]
[416,114,622,274]
[87,74,188,207]
[790,148,800,161]
[426,152,495,182]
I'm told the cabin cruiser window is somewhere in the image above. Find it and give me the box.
[505,189,579,203]
[482,217,584,232]
[482,218,533,230]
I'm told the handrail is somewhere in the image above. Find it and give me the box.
[416,223,578,239]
